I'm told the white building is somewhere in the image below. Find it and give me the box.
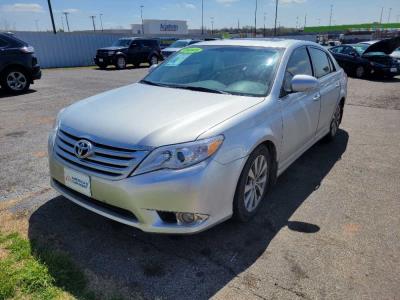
[131,19,188,35]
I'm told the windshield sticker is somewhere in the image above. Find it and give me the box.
[165,53,192,66]
[180,47,203,54]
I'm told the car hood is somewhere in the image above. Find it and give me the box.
[60,83,262,147]
[161,47,182,52]
[363,37,400,55]
[98,46,127,51]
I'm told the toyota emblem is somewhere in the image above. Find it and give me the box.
[74,140,93,159]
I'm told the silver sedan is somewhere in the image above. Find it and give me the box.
[48,39,347,234]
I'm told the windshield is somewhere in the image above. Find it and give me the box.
[142,46,281,97]
[169,40,190,48]
[353,44,369,55]
[112,39,132,47]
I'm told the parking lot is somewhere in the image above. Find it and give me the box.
[0,68,399,299]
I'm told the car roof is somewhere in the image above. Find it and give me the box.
[194,38,316,49]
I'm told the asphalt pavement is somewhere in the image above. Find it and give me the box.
[0,67,399,299]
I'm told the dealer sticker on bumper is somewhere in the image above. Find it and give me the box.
[64,167,91,197]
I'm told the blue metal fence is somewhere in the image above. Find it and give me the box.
[14,32,127,68]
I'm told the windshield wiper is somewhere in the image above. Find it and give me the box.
[171,85,231,95]
[140,81,230,95]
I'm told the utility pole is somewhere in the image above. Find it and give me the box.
[238,19,240,32]
[254,0,258,37]
[329,4,333,26]
[90,15,96,32]
[201,0,204,35]
[304,13,307,29]
[318,18,321,26]
[47,0,56,34]
[263,13,266,37]
[140,5,144,35]
[379,7,384,24]
[387,8,392,23]
[210,17,214,35]
[99,13,104,32]
[63,12,70,32]
[296,16,298,29]
[274,0,278,36]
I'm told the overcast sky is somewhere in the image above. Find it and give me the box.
[0,0,399,31]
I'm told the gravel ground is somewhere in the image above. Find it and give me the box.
[0,68,399,299]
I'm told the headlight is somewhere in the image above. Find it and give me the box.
[132,135,224,176]
[108,51,115,56]
[49,109,64,149]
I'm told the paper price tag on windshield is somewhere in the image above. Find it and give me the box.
[165,48,203,66]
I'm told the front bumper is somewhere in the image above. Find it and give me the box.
[49,147,244,234]
[370,65,400,77]
[31,65,41,81]
[94,56,115,66]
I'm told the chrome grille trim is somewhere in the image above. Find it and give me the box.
[54,127,151,180]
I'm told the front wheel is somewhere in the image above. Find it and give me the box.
[233,145,271,222]
[1,69,30,94]
[355,66,365,78]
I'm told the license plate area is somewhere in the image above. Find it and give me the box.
[99,58,104,62]
[64,167,91,197]
[390,67,397,72]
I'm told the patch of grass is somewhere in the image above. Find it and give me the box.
[0,232,97,300]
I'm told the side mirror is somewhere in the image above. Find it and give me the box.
[148,64,158,73]
[291,74,319,93]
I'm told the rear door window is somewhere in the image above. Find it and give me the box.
[0,38,8,47]
[308,47,332,78]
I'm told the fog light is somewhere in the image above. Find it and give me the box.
[176,212,208,226]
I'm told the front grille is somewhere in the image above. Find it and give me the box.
[54,127,150,180]
[96,50,109,57]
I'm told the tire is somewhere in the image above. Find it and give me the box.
[233,145,271,222]
[323,102,342,142]
[355,66,365,78]
[149,55,158,66]
[1,68,30,94]
[115,56,127,69]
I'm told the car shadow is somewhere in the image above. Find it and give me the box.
[0,89,36,98]
[28,130,349,299]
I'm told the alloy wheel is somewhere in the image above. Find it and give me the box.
[244,155,268,212]
[330,105,341,137]
[150,56,158,65]
[117,57,126,69]
[355,66,364,78]
[6,71,27,91]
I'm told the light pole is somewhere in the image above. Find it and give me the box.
[263,13,266,37]
[140,5,144,35]
[210,17,214,35]
[60,13,65,31]
[379,7,384,24]
[329,4,333,26]
[274,0,278,36]
[201,0,204,35]
[296,16,298,29]
[90,15,96,32]
[254,0,258,37]
[387,8,392,23]
[99,13,104,32]
[304,13,307,29]
[47,0,56,34]
[63,12,70,32]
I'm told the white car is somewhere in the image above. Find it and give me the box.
[49,39,347,234]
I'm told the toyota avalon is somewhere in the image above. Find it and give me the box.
[49,39,347,234]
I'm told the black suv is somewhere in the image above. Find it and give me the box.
[94,38,162,69]
[0,32,41,94]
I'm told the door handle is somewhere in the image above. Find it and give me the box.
[335,82,340,87]
[312,93,321,101]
